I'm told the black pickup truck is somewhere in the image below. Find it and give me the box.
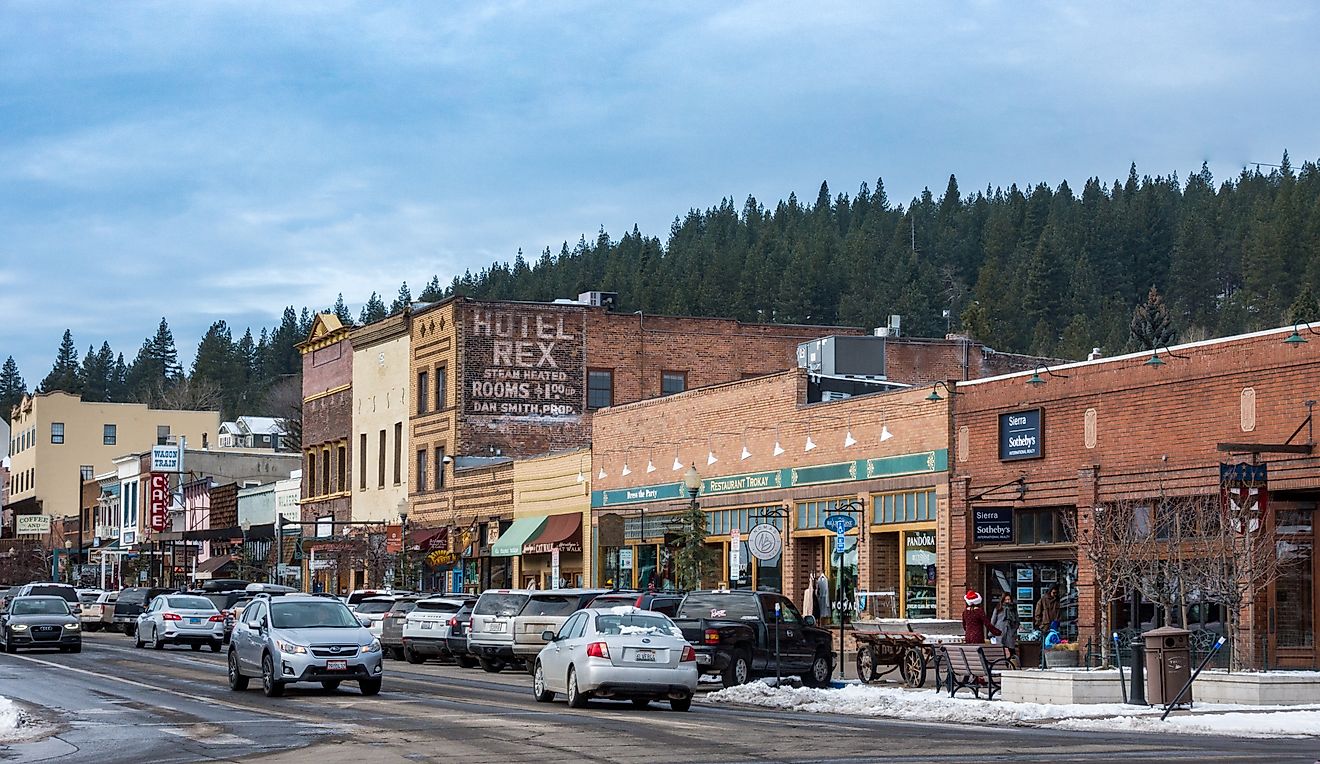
[672,589,834,688]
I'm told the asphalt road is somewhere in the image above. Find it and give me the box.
[1,632,1317,764]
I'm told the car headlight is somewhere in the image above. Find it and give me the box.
[275,639,308,654]
[10,624,28,632]
[65,623,80,630]
[362,639,381,653]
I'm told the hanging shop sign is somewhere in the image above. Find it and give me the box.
[426,549,459,567]
[15,514,50,535]
[747,523,782,561]
[148,472,170,532]
[151,445,181,472]
[1221,462,1268,535]
[463,305,584,418]
[999,409,1043,461]
[973,506,1014,543]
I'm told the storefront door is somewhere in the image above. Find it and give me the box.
[1273,498,1317,668]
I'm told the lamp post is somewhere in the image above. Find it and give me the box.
[240,518,252,582]
[63,540,73,584]
[397,499,410,591]
[681,465,703,590]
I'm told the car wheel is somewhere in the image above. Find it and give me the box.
[152,628,165,650]
[479,658,504,673]
[532,661,554,703]
[70,644,82,654]
[566,666,589,709]
[3,637,14,654]
[390,646,405,661]
[670,695,692,712]
[321,680,341,691]
[805,651,832,688]
[456,655,478,669]
[227,651,249,691]
[261,654,284,697]
[210,641,221,653]
[191,643,202,652]
[134,630,144,649]
[359,677,382,696]
[124,624,136,637]
[404,645,425,665]
[630,698,651,709]
[721,649,751,688]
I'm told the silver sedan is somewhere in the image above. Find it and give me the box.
[532,607,698,711]
[135,594,226,651]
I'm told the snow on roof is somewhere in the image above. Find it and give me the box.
[236,416,284,435]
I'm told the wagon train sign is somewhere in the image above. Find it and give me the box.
[464,305,585,418]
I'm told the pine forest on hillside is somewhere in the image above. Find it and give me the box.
[8,154,1320,423]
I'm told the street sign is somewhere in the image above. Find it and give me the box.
[834,532,846,554]
[729,529,741,578]
[747,523,782,561]
[823,514,857,534]
[276,564,295,576]
[619,548,633,569]
[551,547,561,590]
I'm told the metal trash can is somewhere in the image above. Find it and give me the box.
[1017,640,1041,669]
[1144,626,1192,705]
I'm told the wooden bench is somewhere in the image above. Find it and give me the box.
[940,644,1013,700]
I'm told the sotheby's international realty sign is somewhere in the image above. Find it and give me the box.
[998,409,1043,461]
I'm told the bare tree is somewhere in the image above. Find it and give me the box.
[140,376,224,412]
[1064,501,1146,664]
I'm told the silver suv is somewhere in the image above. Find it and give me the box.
[227,593,384,697]
[468,588,609,673]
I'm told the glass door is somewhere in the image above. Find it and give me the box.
[1274,500,1316,667]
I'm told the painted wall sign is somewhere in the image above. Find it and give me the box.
[702,470,782,496]
[148,472,170,532]
[973,506,1014,543]
[463,306,584,418]
[595,482,686,507]
[998,409,1043,461]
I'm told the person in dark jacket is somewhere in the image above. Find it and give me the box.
[961,591,1001,644]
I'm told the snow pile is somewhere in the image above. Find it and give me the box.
[0,696,22,741]
[703,680,1320,737]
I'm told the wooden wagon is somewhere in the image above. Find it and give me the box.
[854,630,943,688]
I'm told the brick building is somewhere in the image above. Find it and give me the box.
[948,325,1320,668]
[590,369,953,622]
[298,314,355,591]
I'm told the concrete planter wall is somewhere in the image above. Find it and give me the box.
[1001,669,1125,705]
[1193,671,1320,706]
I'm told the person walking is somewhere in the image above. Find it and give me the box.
[990,592,1019,656]
[1033,585,1059,632]
[961,591,1001,644]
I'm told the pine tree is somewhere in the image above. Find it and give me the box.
[419,276,443,302]
[110,353,128,402]
[1129,286,1178,351]
[0,356,26,423]
[148,318,183,381]
[390,282,412,314]
[39,330,82,395]
[332,294,354,326]
[192,320,241,416]
[80,342,116,402]
[359,292,387,324]
[1286,284,1320,324]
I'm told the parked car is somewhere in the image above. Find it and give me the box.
[343,590,389,611]
[532,607,696,711]
[134,593,226,651]
[81,591,117,632]
[401,596,469,664]
[198,579,250,593]
[1,596,83,653]
[111,587,176,635]
[0,586,20,611]
[227,593,384,697]
[202,590,250,643]
[446,599,479,669]
[354,596,398,639]
[588,591,684,616]
[672,589,833,688]
[380,596,424,660]
[76,589,105,607]
[468,588,610,673]
[15,583,82,614]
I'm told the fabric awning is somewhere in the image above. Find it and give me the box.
[192,555,236,580]
[490,516,547,558]
[409,527,448,552]
[522,513,583,555]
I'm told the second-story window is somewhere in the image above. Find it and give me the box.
[436,364,447,410]
[157,425,171,445]
[417,370,430,414]
[103,424,117,446]
[588,369,614,410]
[416,449,428,492]
[661,371,687,396]
[51,422,65,444]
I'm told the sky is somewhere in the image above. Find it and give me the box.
[2,1,1319,382]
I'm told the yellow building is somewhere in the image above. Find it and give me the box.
[504,448,592,590]
[349,313,411,524]
[6,391,220,529]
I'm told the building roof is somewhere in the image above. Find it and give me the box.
[236,416,284,435]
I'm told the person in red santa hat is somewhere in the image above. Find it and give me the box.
[961,589,1001,645]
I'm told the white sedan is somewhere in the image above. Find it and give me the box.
[134,594,226,651]
[532,607,697,711]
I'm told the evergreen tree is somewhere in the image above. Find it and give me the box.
[0,356,26,423]
[332,293,354,326]
[80,342,116,402]
[39,330,82,395]
[192,320,242,416]
[1129,286,1178,350]
[359,292,387,324]
[148,318,183,381]
[110,353,128,402]
[419,276,443,302]
[1286,284,1320,324]
[390,282,412,314]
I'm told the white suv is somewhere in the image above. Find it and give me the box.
[401,596,466,664]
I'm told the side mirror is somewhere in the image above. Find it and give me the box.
[358,616,372,628]
[803,615,817,626]
[541,630,557,642]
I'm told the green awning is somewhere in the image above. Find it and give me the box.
[490,516,547,557]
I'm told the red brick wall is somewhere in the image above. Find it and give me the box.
[303,338,352,398]
[886,337,1055,386]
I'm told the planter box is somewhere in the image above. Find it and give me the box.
[1193,671,1320,706]
[1001,669,1125,705]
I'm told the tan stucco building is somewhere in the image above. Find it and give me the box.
[507,448,592,590]
[350,312,411,524]
[6,391,220,531]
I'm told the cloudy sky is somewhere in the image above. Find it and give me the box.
[2,1,1318,381]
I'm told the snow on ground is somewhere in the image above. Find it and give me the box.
[0,696,22,740]
[702,680,1320,737]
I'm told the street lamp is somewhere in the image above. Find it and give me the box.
[64,539,73,584]
[397,499,410,590]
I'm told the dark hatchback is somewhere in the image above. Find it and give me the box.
[2,596,83,653]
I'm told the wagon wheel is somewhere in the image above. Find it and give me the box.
[900,646,927,688]
[855,645,876,683]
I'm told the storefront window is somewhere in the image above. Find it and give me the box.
[599,547,621,588]
[903,530,936,619]
[824,536,859,620]
[1276,500,1315,650]
[637,544,658,590]
[756,549,782,593]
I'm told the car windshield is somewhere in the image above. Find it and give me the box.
[27,585,77,601]
[523,595,578,616]
[589,595,634,608]
[78,592,101,604]
[595,612,683,638]
[166,596,216,610]
[415,600,460,613]
[118,589,147,604]
[12,598,70,615]
[355,601,395,614]
[474,593,528,617]
[270,601,360,629]
[677,594,761,621]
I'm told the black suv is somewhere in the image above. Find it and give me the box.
[672,589,834,688]
[589,590,683,616]
[112,587,176,636]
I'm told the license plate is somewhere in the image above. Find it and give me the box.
[487,622,506,633]
[634,650,656,662]
[189,618,201,624]
[421,622,432,630]
[326,660,347,671]
[696,653,712,665]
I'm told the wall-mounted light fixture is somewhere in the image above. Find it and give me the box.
[1284,321,1320,346]
[1026,365,1069,387]
[925,381,956,401]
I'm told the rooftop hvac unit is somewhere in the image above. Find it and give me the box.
[796,336,887,379]
[820,390,853,402]
[577,291,619,309]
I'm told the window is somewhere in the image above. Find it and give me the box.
[51,422,65,444]
[306,452,317,498]
[587,369,614,409]
[416,450,428,492]
[873,490,937,525]
[337,445,347,493]
[435,446,446,489]
[661,371,686,396]
[103,424,117,446]
[321,449,331,496]
[80,465,94,481]
[436,365,447,410]
[796,498,848,530]
[1015,507,1073,545]
[360,434,368,490]
[156,425,170,445]
[393,423,403,485]
[417,371,430,414]
[378,430,387,488]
